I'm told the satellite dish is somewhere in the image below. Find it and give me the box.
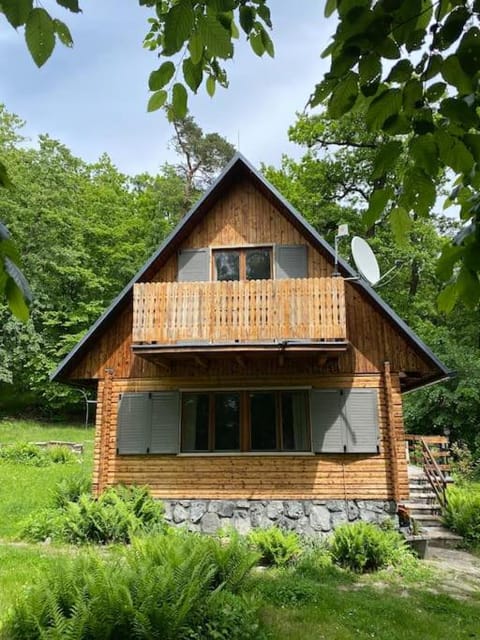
[351,236,381,286]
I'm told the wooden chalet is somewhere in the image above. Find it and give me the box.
[51,154,450,534]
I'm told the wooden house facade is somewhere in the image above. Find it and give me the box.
[52,154,449,535]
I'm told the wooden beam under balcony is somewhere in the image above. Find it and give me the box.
[132,339,349,365]
[132,277,347,346]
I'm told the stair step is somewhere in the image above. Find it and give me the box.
[421,527,463,549]
[402,502,441,514]
[411,514,442,527]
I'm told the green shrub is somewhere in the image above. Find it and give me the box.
[51,472,92,508]
[0,442,48,466]
[47,445,78,464]
[21,485,166,544]
[248,527,302,567]
[20,507,65,542]
[443,483,480,544]
[330,521,411,573]
[2,533,264,640]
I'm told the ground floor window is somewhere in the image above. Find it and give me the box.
[181,390,310,453]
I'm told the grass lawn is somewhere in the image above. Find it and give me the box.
[0,419,94,539]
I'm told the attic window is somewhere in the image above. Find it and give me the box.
[214,248,271,281]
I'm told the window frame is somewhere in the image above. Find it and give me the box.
[212,246,273,281]
[180,388,311,454]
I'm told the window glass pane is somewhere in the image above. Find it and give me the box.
[281,391,309,451]
[246,249,271,280]
[250,392,277,450]
[215,251,240,281]
[215,393,240,450]
[182,394,209,451]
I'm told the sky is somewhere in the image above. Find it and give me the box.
[0,1,332,177]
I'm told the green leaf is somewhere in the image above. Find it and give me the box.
[1,0,32,28]
[25,8,56,67]
[387,59,413,83]
[359,53,381,86]
[389,206,411,245]
[439,97,478,128]
[457,27,480,76]
[163,0,194,55]
[53,19,73,47]
[365,88,402,131]
[436,244,464,281]
[149,61,175,91]
[4,257,32,302]
[425,81,446,102]
[325,0,337,17]
[5,277,29,322]
[441,55,474,93]
[257,4,272,28]
[421,53,442,81]
[55,0,81,12]
[182,58,202,92]
[437,281,459,313]
[260,27,274,57]
[0,160,13,188]
[172,82,188,118]
[435,130,475,174]
[239,6,255,33]
[457,265,480,308]
[363,187,394,228]
[409,134,439,175]
[371,140,403,180]
[435,6,470,51]
[401,168,436,217]
[464,134,480,162]
[189,33,203,65]
[250,31,265,56]
[402,79,423,115]
[206,75,216,97]
[198,14,233,58]
[147,90,167,112]
[374,37,400,60]
[327,71,358,118]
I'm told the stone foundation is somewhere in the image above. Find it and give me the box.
[162,499,398,536]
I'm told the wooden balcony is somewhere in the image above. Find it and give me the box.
[132,278,346,350]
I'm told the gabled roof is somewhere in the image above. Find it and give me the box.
[51,152,451,389]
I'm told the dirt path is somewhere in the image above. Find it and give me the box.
[426,547,480,598]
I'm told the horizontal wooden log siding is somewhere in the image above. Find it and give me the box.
[93,373,409,501]
[132,277,346,344]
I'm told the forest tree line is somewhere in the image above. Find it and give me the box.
[0,103,479,454]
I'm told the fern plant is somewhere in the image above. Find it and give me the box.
[247,527,302,567]
[330,521,412,573]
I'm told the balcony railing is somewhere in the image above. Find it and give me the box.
[133,277,346,345]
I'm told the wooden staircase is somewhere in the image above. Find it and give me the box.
[403,436,462,549]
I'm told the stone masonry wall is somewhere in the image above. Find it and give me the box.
[162,499,398,536]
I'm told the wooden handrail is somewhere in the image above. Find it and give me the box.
[420,439,449,508]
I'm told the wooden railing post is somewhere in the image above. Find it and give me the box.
[383,361,401,503]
